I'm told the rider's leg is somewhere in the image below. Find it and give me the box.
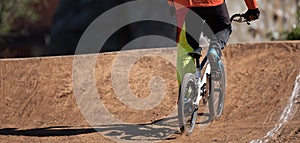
[215,27,232,50]
[210,26,232,55]
[185,8,204,51]
[208,27,231,80]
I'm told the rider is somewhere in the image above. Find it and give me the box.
[168,0,260,80]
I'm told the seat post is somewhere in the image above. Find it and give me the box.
[188,47,202,78]
[193,48,202,81]
[196,58,200,69]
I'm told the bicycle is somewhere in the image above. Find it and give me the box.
[178,13,250,135]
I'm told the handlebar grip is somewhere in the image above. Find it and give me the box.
[230,14,243,22]
[230,13,251,25]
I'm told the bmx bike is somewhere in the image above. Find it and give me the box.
[178,13,250,135]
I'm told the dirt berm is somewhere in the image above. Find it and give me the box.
[0,41,300,143]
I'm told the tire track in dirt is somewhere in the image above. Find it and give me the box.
[0,42,300,143]
[251,71,300,143]
[18,69,39,115]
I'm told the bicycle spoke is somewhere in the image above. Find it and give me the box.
[214,88,221,92]
[208,63,226,120]
[178,73,198,135]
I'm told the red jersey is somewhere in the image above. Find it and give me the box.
[168,0,258,9]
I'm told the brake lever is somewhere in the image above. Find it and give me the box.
[246,21,251,25]
[232,14,251,25]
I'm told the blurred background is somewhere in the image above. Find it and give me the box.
[0,0,299,58]
[229,0,299,43]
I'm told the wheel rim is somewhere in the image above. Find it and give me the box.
[213,80,223,117]
[208,62,225,120]
[178,73,198,135]
[212,64,225,118]
[183,78,196,132]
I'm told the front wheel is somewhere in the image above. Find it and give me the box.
[178,73,198,135]
[208,62,226,120]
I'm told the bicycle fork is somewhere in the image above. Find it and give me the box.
[193,57,211,108]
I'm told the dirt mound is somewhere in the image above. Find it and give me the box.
[0,42,300,143]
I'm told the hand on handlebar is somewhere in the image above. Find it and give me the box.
[231,9,260,25]
[230,13,250,25]
[244,8,260,21]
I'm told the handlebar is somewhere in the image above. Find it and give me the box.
[230,13,251,25]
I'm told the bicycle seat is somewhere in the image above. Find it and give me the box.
[188,47,202,59]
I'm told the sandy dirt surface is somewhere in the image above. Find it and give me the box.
[0,42,300,143]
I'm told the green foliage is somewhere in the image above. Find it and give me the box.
[286,26,300,40]
[0,0,43,44]
[285,0,300,40]
[272,1,300,41]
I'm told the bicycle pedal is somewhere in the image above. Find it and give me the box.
[188,47,202,59]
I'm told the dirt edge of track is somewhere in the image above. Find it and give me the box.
[0,41,300,143]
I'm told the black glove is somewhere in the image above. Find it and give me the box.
[244,8,260,21]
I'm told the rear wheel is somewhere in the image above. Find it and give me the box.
[178,73,198,135]
[208,62,226,120]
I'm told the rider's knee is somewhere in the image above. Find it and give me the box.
[209,41,222,57]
